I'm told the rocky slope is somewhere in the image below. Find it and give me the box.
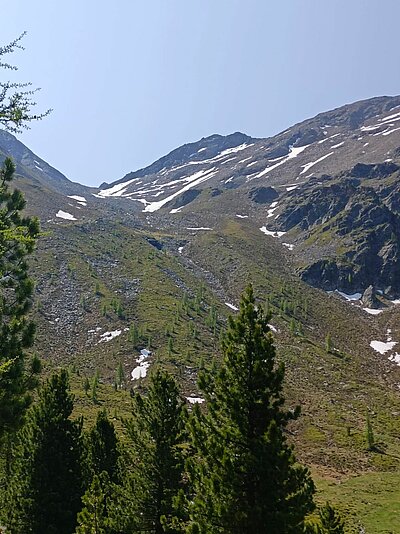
[3,96,400,530]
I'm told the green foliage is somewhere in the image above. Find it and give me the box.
[128,322,141,346]
[4,370,83,534]
[92,370,100,403]
[366,413,375,451]
[122,369,187,533]
[115,360,126,390]
[319,502,345,533]
[186,284,315,533]
[0,33,51,132]
[75,473,110,534]
[84,377,90,396]
[0,157,41,439]
[85,410,119,484]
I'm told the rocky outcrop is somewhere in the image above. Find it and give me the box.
[350,162,399,180]
[277,166,400,295]
[361,285,380,308]
[248,186,279,204]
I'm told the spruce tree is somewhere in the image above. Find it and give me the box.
[86,410,119,483]
[4,370,84,534]
[318,502,345,533]
[123,369,187,534]
[0,157,41,440]
[75,474,111,534]
[186,284,315,533]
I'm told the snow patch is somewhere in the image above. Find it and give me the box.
[186,227,212,231]
[300,152,334,175]
[260,226,286,238]
[335,291,362,301]
[131,349,152,380]
[56,210,77,221]
[370,340,397,354]
[144,168,217,213]
[331,141,344,149]
[97,177,141,197]
[225,302,239,311]
[170,206,184,214]
[186,396,205,404]
[382,127,400,136]
[253,144,311,179]
[363,308,383,315]
[68,195,86,202]
[99,330,122,343]
[282,243,294,250]
[236,214,249,219]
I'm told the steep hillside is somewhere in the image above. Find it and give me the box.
[3,95,400,531]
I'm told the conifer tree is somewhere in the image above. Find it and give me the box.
[186,284,315,534]
[4,370,84,534]
[86,410,119,484]
[123,369,187,533]
[0,157,41,440]
[318,502,345,533]
[75,474,111,534]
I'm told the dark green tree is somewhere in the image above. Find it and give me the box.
[366,412,375,451]
[86,410,119,484]
[0,157,41,440]
[318,502,345,533]
[4,370,84,534]
[0,33,51,132]
[123,369,187,534]
[75,474,111,534]
[186,284,315,533]
[115,360,126,390]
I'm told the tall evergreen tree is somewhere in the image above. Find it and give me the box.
[86,410,120,483]
[4,370,84,534]
[0,156,41,440]
[75,474,111,534]
[186,284,315,534]
[123,369,187,534]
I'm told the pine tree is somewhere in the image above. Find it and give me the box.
[4,370,84,534]
[115,360,126,390]
[319,502,345,533]
[0,157,41,440]
[92,369,100,402]
[366,413,375,451]
[123,369,187,533]
[86,410,119,484]
[75,474,110,534]
[186,284,315,534]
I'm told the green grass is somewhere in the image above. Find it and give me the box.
[315,472,400,533]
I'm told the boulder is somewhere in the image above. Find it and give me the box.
[362,285,380,309]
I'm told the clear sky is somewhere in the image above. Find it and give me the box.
[3,1,400,187]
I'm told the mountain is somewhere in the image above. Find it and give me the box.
[97,95,400,298]
[2,95,400,531]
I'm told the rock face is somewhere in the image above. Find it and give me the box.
[362,285,380,308]
[275,164,400,295]
[248,186,279,204]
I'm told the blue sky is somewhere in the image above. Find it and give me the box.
[4,1,400,186]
